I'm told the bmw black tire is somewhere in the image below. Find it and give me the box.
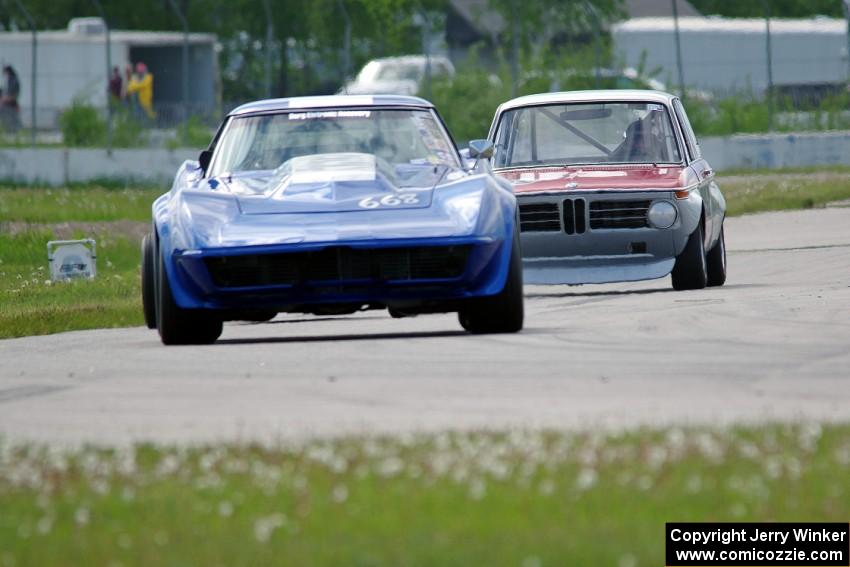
[671,221,708,291]
[156,244,222,345]
[706,224,727,287]
[141,233,157,329]
[458,230,524,334]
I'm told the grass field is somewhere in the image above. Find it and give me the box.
[721,169,850,216]
[0,424,847,566]
[0,182,156,338]
[0,168,848,339]
[0,186,161,223]
[0,232,143,338]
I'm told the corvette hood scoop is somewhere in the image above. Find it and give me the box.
[219,153,437,214]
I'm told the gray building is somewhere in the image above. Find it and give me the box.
[612,16,849,95]
[445,0,701,62]
[0,18,219,129]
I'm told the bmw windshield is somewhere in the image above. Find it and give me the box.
[209,108,460,187]
[492,102,683,168]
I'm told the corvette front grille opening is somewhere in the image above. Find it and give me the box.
[519,202,561,232]
[589,200,651,230]
[204,246,472,288]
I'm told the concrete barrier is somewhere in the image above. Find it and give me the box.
[2,131,850,186]
[0,148,197,186]
[699,130,850,171]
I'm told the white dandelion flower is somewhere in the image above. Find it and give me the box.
[218,501,234,517]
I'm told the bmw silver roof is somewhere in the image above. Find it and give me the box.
[496,89,678,114]
[230,94,434,116]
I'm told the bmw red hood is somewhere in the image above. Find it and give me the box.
[496,165,688,194]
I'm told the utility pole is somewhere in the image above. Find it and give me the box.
[12,0,36,146]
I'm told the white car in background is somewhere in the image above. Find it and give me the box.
[340,55,455,96]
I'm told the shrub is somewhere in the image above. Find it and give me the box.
[167,115,214,150]
[110,108,145,148]
[59,101,106,146]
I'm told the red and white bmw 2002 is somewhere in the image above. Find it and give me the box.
[488,90,726,290]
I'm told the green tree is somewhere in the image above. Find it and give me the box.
[485,0,625,95]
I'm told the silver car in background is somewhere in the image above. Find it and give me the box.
[488,90,726,290]
[339,55,455,96]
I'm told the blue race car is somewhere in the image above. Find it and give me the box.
[141,95,523,344]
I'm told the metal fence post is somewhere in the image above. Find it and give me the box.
[12,0,36,146]
[336,0,351,93]
[423,12,432,100]
[167,0,190,143]
[510,0,519,98]
[763,0,774,131]
[91,0,112,153]
[585,1,601,90]
[843,0,850,83]
[263,0,274,99]
[671,0,686,101]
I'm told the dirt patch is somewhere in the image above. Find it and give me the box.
[0,220,149,242]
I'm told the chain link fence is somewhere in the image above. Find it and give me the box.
[3,0,850,149]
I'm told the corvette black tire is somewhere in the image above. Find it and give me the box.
[458,230,524,334]
[141,233,157,329]
[241,311,277,322]
[706,224,727,287]
[671,221,708,291]
[156,245,222,345]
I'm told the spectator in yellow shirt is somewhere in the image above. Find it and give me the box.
[126,62,155,121]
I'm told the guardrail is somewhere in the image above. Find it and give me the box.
[2,130,850,186]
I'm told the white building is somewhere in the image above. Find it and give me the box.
[0,18,219,128]
[612,17,849,95]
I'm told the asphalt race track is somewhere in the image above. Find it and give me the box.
[1,207,848,446]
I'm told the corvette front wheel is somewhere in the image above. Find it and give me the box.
[141,233,157,329]
[458,231,524,334]
[156,246,222,345]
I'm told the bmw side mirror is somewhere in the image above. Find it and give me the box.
[468,139,495,160]
[198,149,213,174]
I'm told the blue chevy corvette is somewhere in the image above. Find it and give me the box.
[142,95,523,344]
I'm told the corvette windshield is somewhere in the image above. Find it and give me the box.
[210,108,459,178]
[493,102,682,168]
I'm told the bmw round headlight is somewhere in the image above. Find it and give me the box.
[647,201,677,229]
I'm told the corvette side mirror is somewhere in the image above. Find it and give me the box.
[458,148,475,170]
[198,149,213,174]
[468,139,495,160]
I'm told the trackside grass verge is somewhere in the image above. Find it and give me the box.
[0,424,847,566]
[721,170,850,216]
[0,186,162,223]
[0,232,143,339]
